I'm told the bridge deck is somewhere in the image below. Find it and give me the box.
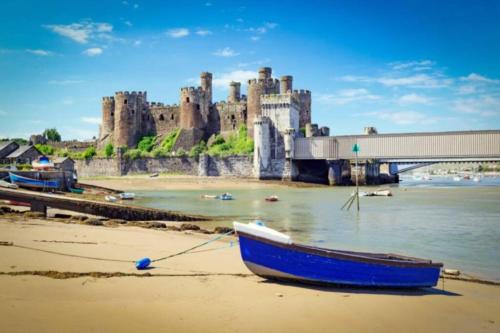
[294,130,500,162]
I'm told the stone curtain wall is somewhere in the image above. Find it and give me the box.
[75,155,254,178]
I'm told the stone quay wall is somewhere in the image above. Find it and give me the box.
[75,155,254,178]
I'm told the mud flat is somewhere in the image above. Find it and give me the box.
[0,216,499,333]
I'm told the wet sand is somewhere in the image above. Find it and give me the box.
[0,216,499,333]
[81,174,320,191]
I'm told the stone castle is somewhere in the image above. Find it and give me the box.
[98,67,312,150]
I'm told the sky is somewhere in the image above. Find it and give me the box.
[0,0,499,140]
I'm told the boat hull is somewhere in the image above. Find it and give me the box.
[9,173,60,190]
[237,233,442,288]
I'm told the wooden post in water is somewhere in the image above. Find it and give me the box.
[353,143,360,212]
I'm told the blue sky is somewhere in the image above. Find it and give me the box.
[1,0,499,140]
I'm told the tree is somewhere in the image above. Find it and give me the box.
[43,128,61,142]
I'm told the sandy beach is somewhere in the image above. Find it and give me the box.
[0,213,499,333]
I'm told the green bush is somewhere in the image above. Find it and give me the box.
[176,148,187,157]
[299,127,306,137]
[160,129,180,153]
[137,135,156,152]
[35,144,55,155]
[82,146,97,159]
[123,149,142,160]
[104,143,114,157]
[207,125,253,157]
[189,141,207,158]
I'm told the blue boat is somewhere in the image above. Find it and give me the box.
[234,222,443,288]
[220,193,233,200]
[9,172,60,190]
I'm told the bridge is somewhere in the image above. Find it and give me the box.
[290,130,500,185]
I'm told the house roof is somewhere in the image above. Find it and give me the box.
[0,140,16,152]
[6,145,41,158]
[54,156,75,163]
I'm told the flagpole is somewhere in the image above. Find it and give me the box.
[355,148,359,212]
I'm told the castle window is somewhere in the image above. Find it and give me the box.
[170,114,174,120]
[111,112,114,117]
[231,115,235,120]
[159,114,165,121]
[196,104,200,110]
[124,99,127,104]
[131,109,135,115]
[186,97,190,103]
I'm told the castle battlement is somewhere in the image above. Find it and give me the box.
[293,89,311,95]
[102,96,115,102]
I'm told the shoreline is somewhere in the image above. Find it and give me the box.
[0,216,499,333]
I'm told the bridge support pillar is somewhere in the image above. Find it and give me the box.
[365,161,381,185]
[327,159,351,185]
[30,201,47,217]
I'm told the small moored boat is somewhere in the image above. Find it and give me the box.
[220,193,233,200]
[265,195,279,202]
[9,172,60,190]
[119,192,135,200]
[372,189,392,196]
[201,194,218,199]
[234,222,443,288]
[0,179,18,189]
[105,195,117,202]
[70,187,84,194]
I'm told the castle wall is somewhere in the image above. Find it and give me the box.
[114,91,145,148]
[216,102,247,134]
[149,104,180,135]
[228,82,241,103]
[280,76,293,94]
[101,97,115,139]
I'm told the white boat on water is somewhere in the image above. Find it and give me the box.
[119,192,135,200]
[453,176,461,182]
[473,175,481,182]
[201,194,218,199]
[373,189,392,196]
[105,195,117,202]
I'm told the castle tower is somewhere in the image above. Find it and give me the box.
[292,90,312,128]
[246,67,280,137]
[180,87,203,129]
[200,72,212,104]
[101,96,115,140]
[280,76,293,94]
[253,116,271,179]
[114,91,141,148]
[258,67,272,80]
[228,81,241,103]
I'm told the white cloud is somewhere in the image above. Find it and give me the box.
[213,47,239,57]
[133,3,139,8]
[390,60,435,71]
[48,79,84,85]
[236,58,270,68]
[453,96,500,117]
[457,85,476,95]
[460,73,500,84]
[196,29,212,36]
[133,40,142,46]
[245,22,278,35]
[211,70,257,88]
[397,93,431,105]
[167,28,189,38]
[26,49,53,56]
[81,117,101,124]
[43,20,113,44]
[317,89,380,105]
[124,20,132,27]
[364,111,438,125]
[250,36,260,41]
[339,73,452,89]
[82,47,103,56]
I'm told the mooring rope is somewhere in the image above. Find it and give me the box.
[0,230,236,265]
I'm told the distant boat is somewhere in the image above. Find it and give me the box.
[473,175,481,182]
[463,174,471,180]
[423,174,432,181]
[69,187,84,194]
[201,194,218,199]
[220,193,233,200]
[453,176,461,182]
[265,195,279,202]
[234,222,443,288]
[149,173,159,178]
[0,179,18,189]
[119,192,135,200]
[413,175,422,181]
[105,195,117,202]
[32,156,54,171]
[9,172,59,190]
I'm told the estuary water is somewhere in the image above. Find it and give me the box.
[132,175,500,282]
